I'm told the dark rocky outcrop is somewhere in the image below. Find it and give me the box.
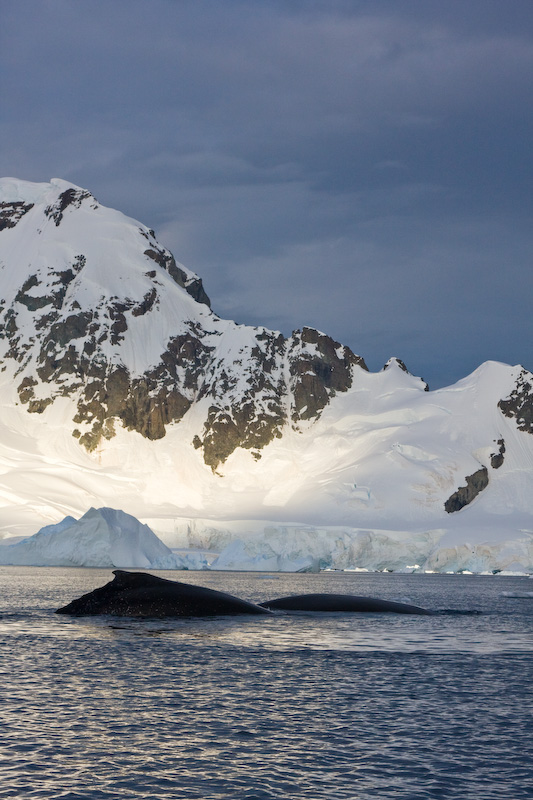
[498,370,533,434]
[289,327,367,423]
[199,398,285,471]
[191,328,368,471]
[144,247,211,307]
[44,187,92,226]
[0,201,34,231]
[12,258,84,314]
[444,467,489,513]
[490,438,506,469]
[193,330,287,470]
[74,368,193,450]
[131,288,157,317]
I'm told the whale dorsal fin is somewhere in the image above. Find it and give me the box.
[111,570,174,588]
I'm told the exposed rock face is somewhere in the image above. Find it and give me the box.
[144,246,211,307]
[0,178,369,469]
[0,201,34,231]
[499,369,533,434]
[490,438,506,469]
[191,327,367,471]
[289,327,367,423]
[44,187,92,226]
[444,467,489,513]
[194,329,287,470]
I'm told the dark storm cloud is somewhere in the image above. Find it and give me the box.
[1,0,532,387]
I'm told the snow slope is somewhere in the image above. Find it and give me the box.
[0,178,532,572]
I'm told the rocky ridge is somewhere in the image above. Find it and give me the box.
[0,178,367,471]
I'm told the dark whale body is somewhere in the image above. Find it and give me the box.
[56,571,434,618]
[259,593,434,615]
[56,570,271,617]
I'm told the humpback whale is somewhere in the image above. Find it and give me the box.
[56,570,271,617]
[56,571,434,618]
[259,593,434,615]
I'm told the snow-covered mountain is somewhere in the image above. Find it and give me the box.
[0,177,532,572]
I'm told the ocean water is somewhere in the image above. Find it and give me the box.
[0,568,532,800]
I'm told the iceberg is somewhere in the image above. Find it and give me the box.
[0,507,209,569]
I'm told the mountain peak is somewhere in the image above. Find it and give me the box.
[0,177,366,468]
[0,176,84,203]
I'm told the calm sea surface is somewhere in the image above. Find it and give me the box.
[0,567,532,799]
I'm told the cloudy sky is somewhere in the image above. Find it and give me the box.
[2,0,532,387]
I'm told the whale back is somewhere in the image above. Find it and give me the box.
[56,570,270,617]
[259,593,434,615]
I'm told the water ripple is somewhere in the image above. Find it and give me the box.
[0,568,532,799]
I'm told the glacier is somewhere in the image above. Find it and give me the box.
[1,507,531,573]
